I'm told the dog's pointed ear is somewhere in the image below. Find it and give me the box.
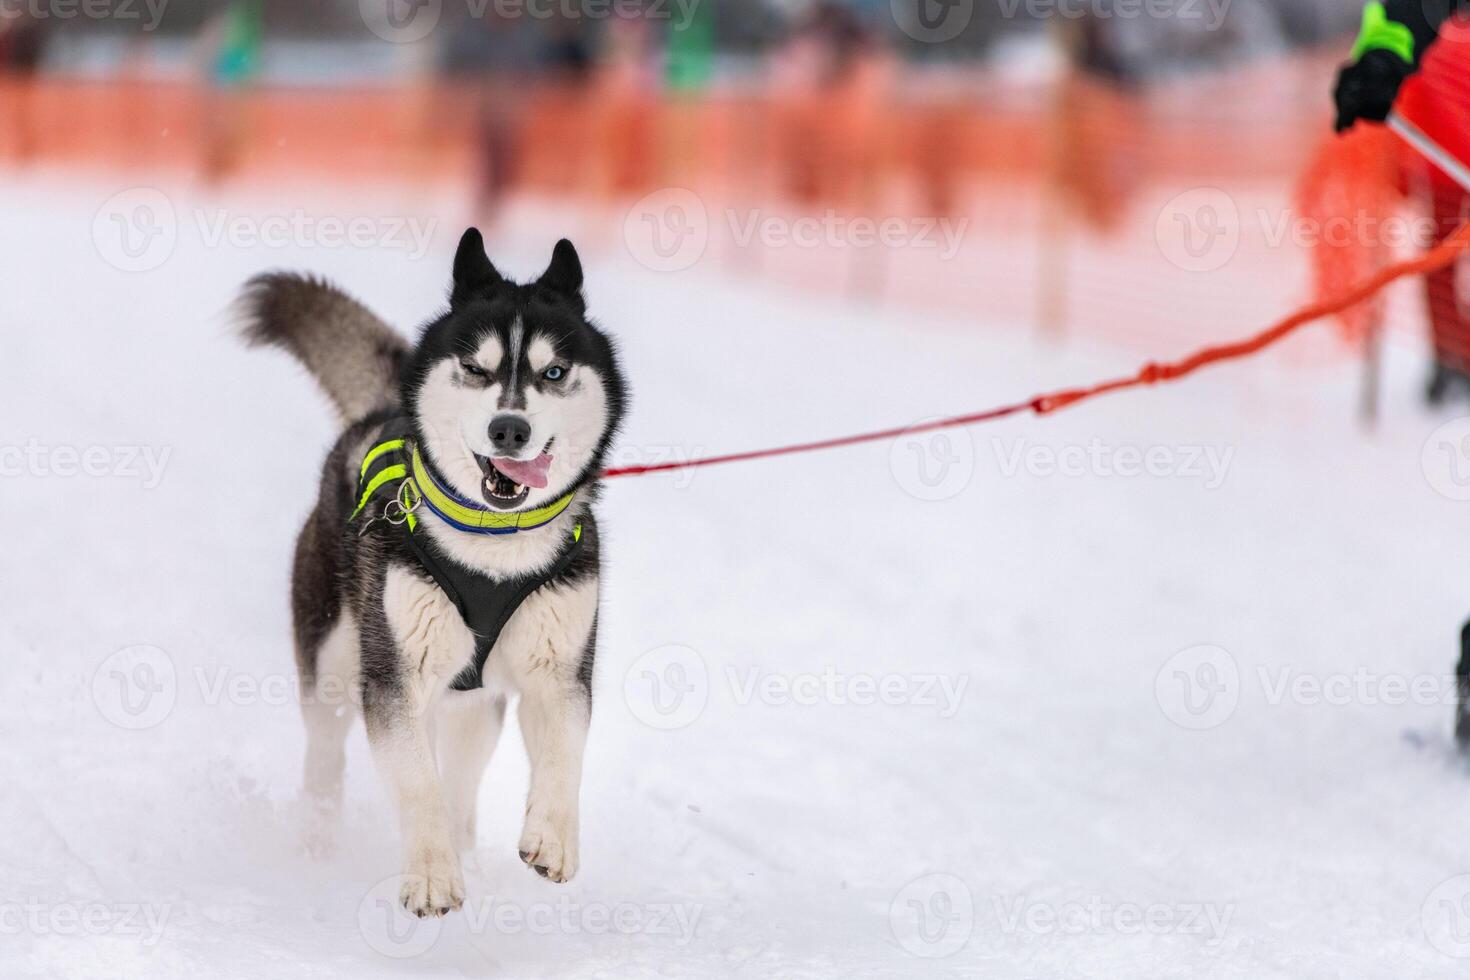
[535,238,583,306]
[451,227,503,304]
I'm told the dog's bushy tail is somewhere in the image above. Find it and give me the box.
[238,273,407,425]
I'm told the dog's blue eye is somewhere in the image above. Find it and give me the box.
[460,359,487,378]
[543,365,566,381]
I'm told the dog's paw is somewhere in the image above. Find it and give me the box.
[400,846,465,917]
[518,820,578,884]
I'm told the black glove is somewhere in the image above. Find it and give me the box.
[1333,48,1414,132]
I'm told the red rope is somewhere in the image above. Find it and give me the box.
[602,220,1470,480]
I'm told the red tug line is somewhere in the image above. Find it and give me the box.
[601,220,1470,480]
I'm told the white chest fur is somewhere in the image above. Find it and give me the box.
[382,551,599,696]
[383,566,476,689]
[491,575,600,689]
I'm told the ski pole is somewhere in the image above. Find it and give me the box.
[1389,110,1470,193]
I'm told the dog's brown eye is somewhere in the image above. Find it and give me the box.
[460,360,487,378]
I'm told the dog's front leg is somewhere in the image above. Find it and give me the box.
[362,567,475,917]
[363,677,464,916]
[516,672,590,884]
[509,580,599,884]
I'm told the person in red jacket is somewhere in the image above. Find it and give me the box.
[1335,0,1470,405]
[1336,2,1470,749]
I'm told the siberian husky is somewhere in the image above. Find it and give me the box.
[241,229,627,916]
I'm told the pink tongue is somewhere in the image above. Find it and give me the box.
[491,453,553,489]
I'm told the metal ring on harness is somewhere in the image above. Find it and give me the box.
[385,478,422,526]
[359,477,423,536]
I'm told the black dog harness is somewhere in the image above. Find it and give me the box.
[350,420,583,691]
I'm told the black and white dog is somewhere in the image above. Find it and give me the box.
[241,229,626,917]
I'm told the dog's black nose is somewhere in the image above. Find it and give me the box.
[488,415,532,454]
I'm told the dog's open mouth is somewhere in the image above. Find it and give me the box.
[473,451,553,508]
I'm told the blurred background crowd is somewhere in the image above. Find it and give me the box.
[0,0,1435,373]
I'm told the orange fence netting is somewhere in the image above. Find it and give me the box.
[6,47,1466,362]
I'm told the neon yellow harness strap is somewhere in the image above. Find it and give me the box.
[410,446,575,531]
[351,463,406,519]
[359,438,405,478]
[1351,1,1415,64]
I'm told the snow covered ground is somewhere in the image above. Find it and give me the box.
[7,176,1470,979]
